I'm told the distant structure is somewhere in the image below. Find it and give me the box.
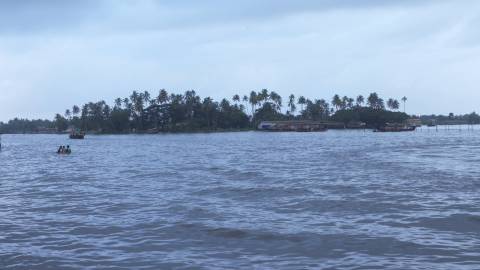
[406,118,422,127]
[258,121,327,132]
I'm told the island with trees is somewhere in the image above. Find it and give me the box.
[1,89,479,134]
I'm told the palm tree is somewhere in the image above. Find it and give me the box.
[298,96,306,112]
[356,95,364,107]
[114,98,122,108]
[401,96,408,113]
[387,98,395,111]
[143,91,151,105]
[157,89,169,104]
[347,98,354,109]
[269,91,282,112]
[288,94,296,115]
[249,91,258,117]
[232,94,240,104]
[332,94,342,111]
[72,105,80,116]
[367,92,384,110]
[341,96,349,110]
[392,99,400,111]
[65,109,71,120]
[259,89,269,106]
[242,95,249,112]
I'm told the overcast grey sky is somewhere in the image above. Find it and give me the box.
[1,0,479,121]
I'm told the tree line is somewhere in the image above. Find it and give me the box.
[0,89,438,134]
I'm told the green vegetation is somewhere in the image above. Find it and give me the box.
[1,89,475,134]
[420,112,480,125]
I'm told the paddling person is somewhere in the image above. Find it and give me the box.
[57,146,63,154]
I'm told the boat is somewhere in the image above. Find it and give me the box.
[69,131,85,139]
[258,121,327,132]
[375,123,416,132]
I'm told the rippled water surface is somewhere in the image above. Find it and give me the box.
[1,130,480,269]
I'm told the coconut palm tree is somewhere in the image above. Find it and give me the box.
[65,109,71,120]
[298,96,306,113]
[242,95,249,112]
[143,91,151,105]
[356,95,364,107]
[401,96,408,113]
[332,94,342,111]
[347,98,354,109]
[387,98,395,111]
[72,105,80,116]
[157,89,169,104]
[259,89,269,106]
[269,91,282,112]
[288,94,296,115]
[392,99,400,111]
[232,94,240,104]
[249,91,258,117]
[114,98,122,108]
[367,92,384,110]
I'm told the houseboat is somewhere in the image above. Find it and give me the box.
[375,123,416,132]
[258,121,327,132]
[69,131,85,139]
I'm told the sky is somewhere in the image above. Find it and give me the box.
[1,0,480,121]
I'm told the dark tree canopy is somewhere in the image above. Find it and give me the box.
[3,89,470,134]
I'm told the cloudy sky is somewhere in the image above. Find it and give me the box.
[0,0,479,121]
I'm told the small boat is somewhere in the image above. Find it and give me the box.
[69,131,85,139]
[375,123,416,132]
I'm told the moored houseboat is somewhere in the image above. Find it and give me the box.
[375,123,416,132]
[69,131,85,139]
[258,121,327,132]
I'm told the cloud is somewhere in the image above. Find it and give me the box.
[1,0,480,121]
[0,0,440,35]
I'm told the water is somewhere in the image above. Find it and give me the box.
[1,130,480,269]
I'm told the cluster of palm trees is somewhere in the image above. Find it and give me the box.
[54,88,409,132]
[59,89,251,132]
[230,90,407,116]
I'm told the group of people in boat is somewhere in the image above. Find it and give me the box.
[57,145,72,154]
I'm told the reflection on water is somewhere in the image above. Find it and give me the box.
[1,130,480,269]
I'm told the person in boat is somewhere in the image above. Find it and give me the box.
[57,146,63,154]
[65,145,71,154]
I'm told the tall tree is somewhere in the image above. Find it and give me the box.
[269,91,282,112]
[392,99,400,111]
[401,96,408,113]
[72,105,80,116]
[298,96,306,113]
[387,98,395,111]
[114,98,122,109]
[367,92,385,110]
[288,94,296,115]
[242,95,249,113]
[157,89,169,104]
[332,94,342,111]
[249,91,258,117]
[232,94,240,104]
[259,89,269,105]
[64,109,71,120]
[356,95,364,107]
